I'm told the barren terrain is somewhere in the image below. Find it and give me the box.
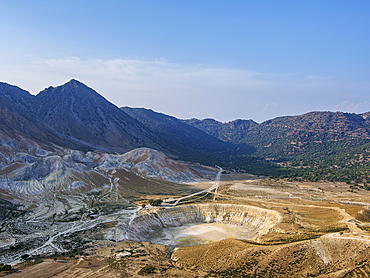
[2,170,370,277]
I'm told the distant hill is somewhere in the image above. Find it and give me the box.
[186,112,370,148]
[185,111,370,184]
[121,107,254,153]
[183,118,258,143]
[1,79,370,184]
[185,112,370,159]
[121,107,255,166]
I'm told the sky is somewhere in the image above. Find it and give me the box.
[0,1,369,123]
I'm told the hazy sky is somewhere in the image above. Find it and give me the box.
[1,1,369,122]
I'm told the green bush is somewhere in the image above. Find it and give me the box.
[148,199,162,206]
[138,265,155,275]
[0,263,11,271]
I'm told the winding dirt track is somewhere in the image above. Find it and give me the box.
[163,166,222,206]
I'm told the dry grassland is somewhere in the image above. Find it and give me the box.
[6,172,370,277]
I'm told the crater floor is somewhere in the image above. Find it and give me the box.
[151,222,251,247]
[126,203,281,243]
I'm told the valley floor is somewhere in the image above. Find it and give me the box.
[2,172,370,277]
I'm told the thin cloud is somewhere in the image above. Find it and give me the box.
[307,75,333,81]
[1,57,370,122]
[261,103,277,113]
[333,101,370,113]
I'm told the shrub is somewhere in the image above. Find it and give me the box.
[148,199,162,206]
[138,265,155,275]
[0,263,11,271]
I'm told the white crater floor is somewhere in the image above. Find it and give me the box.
[151,223,252,247]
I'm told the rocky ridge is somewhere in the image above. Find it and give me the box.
[0,148,202,197]
[31,80,163,153]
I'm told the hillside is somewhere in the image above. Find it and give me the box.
[185,111,370,151]
[0,80,257,168]
[185,111,370,183]
[121,107,255,165]
[31,80,164,153]
[183,118,258,143]
[0,83,92,167]
[2,79,370,184]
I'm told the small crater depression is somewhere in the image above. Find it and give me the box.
[126,204,280,247]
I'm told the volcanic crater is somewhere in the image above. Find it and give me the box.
[126,204,281,246]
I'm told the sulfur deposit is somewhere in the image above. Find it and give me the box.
[126,204,280,243]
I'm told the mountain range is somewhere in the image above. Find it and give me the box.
[1,79,370,185]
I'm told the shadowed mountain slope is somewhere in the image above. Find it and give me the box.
[0,83,92,166]
[183,118,258,143]
[32,80,163,153]
[121,107,255,162]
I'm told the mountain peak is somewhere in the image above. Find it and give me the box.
[32,80,162,153]
[37,79,102,102]
[59,79,91,92]
[66,78,85,87]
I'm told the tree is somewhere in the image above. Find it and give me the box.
[148,199,162,206]
[0,263,11,272]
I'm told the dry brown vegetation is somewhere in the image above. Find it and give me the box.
[113,169,198,200]
[2,241,200,278]
[7,172,370,277]
[173,237,370,277]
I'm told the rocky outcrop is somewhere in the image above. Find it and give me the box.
[95,148,203,183]
[126,204,280,242]
[0,147,204,196]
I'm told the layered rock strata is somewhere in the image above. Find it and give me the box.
[126,204,280,242]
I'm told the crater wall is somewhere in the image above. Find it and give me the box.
[126,204,281,242]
